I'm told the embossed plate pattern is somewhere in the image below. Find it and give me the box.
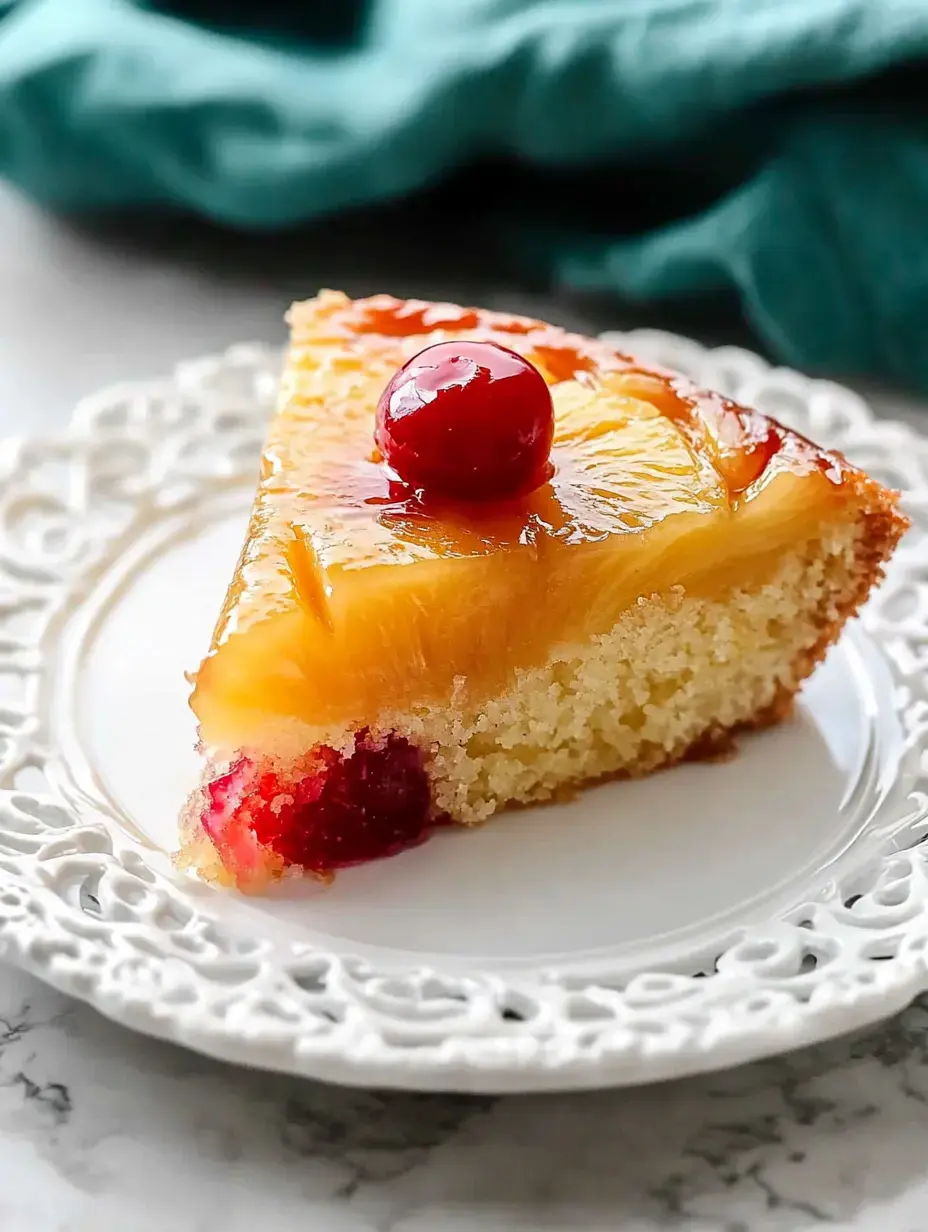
[0,332,927,1093]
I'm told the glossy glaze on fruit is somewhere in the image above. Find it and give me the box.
[191,291,854,746]
[374,341,555,500]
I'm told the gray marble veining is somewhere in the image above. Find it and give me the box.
[0,962,927,1231]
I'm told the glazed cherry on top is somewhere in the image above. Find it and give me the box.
[374,341,555,501]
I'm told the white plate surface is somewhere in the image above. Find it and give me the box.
[1,332,927,1092]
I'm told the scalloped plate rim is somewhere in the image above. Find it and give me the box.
[0,329,925,1092]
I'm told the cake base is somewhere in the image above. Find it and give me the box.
[179,506,900,891]
[367,518,880,824]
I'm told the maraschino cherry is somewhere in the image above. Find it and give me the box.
[374,341,555,501]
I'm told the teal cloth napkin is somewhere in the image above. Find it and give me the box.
[1,0,928,389]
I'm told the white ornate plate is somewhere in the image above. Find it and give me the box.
[1,331,927,1093]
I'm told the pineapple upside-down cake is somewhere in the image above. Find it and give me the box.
[179,291,908,891]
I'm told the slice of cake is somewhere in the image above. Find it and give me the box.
[180,291,907,891]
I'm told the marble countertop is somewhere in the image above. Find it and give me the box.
[4,186,928,1232]
[4,962,928,1232]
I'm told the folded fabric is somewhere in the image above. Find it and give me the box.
[1,0,927,389]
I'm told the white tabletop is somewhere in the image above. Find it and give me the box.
[2,184,928,1232]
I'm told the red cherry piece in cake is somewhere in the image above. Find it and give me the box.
[245,733,438,874]
[374,341,555,501]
